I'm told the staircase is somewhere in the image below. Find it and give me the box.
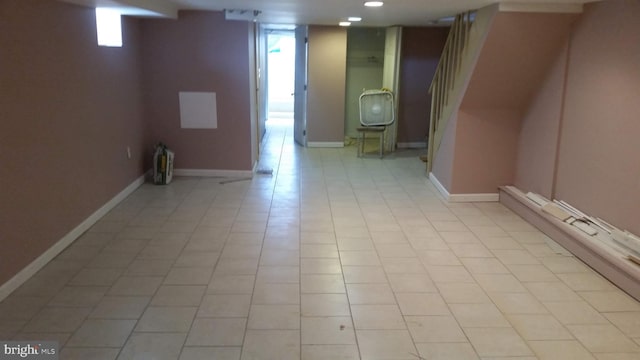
[427,11,475,172]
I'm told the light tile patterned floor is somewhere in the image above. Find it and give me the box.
[2,121,640,359]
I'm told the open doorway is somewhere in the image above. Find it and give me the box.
[266,29,295,126]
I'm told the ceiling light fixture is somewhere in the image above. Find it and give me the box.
[339,21,352,26]
[364,1,384,7]
[348,17,362,22]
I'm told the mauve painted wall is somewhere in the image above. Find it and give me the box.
[554,0,640,235]
[450,12,575,194]
[307,26,347,143]
[140,11,253,170]
[397,27,448,144]
[0,0,146,284]
[514,42,569,199]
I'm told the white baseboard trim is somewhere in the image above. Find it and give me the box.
[429,172,498,202]
[449,193,500,202]
[173,169,254,178]
[397,142,427,149]
[307,142,345,148]
[429,172,450,200]
[0,174,146,302]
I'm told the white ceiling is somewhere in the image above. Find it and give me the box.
[61,0,595,26]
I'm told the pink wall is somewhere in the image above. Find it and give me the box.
[140,11,253,170]
[0,0,147,284]
[397,27,448,144]
[436,11,576,195]
[452,109,520,193]
[306,26,347,143]
[553,0,640,235]
[515,42,569,198]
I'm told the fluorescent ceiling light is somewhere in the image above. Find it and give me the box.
[364,1,384,7]
[348,17,362,22]
[339,21,352,26]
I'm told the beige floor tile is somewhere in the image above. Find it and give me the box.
[375,243,417,258]
[66,319,135,347]
[108,276,164,296]
[69,268,123,286]
[214,258,259,276]
[342,266,388,283]
[351,304,406,329]
[381,257,426,274]
[197,294,251,317]
[301,244,339,258]
[340,250,381,266]
[464,327,533,357]
[118,332,186,360]
[507,314,573,340]
[426,265,474,283]
[415,342,479,360]
[60,348,120,360]
[449,303,510,328]
[301,274,346,293]
[207,274,256,294]
[301,316,356,344]
[151,285,205,306]
[396,293,450,316]
[185,318,246,346]
[248,304,300,329]
[579,291,640,312]
[252,283,300,304]
[301,258,342,274]
[174,251,220,267]
[489,292,548,314]
[567,324,640,353]
[473,274,527,293]
[491,249,539,265]
[558,272,617,291]
[89,296,150,319]
[528,340,596,360]
[301,344,360,360]
[449,243,494,258]
[541,256,590,273]
[356,329,418,360]
[604,312,640,338]
[125,259,174,276]
[507,264,558,282]
[544,301,609,325]
[301,294,351,316]
[387,273,438,293]
[23,307,92,333]
[479,236,524,250]
[347,283,396,304]
[241,329,300,360]
[180,347,241,360]
[259,250,300,266]
[256,266,300,284]
[594,354,640,360]
[437,282,491,304]
[135,306,196,332]
[164,267,214,285]
[460,258,509,274]
[221,244,262,259]
[525,281,582,302]
[418,250,462,266]
[48,286,108,307]
[405,315,467,343]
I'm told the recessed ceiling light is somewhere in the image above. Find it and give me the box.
[348,17,362,22]
[364,1,384,7]
[339,21,352,26]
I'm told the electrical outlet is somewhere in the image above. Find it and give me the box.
[127,146,131,159]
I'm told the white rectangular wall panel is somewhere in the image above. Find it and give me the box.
[179,91,217,129]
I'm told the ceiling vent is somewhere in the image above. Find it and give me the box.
[224,9,262,22]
